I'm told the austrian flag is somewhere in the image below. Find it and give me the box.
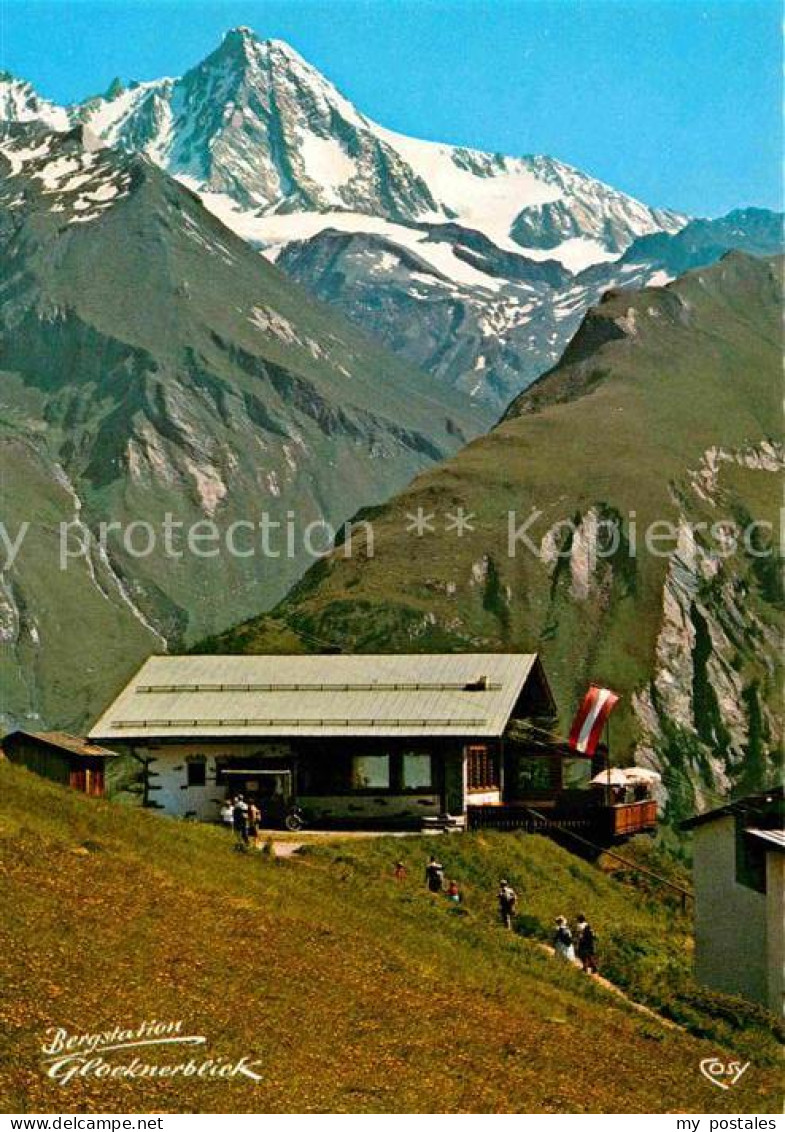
[568,686,620,756]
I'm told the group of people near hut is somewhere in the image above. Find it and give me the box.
[417,855,599,974]
[222,795,263,850]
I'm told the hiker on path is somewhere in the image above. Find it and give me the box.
[498,879,517,929]
[553,916,576,962]
[232,795,249,850]
[247,801,261,849]
[446,879,462,904]
[575,914,598,974]
[425,855,445,893]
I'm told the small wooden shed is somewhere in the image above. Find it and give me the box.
[2,730,119,796]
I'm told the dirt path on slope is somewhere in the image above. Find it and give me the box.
[535,942,682,1030]
[268,838,684,1032]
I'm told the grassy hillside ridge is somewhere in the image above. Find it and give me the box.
[302,835,781,1059]
[201,253,783,821]
[0,762,780,1113]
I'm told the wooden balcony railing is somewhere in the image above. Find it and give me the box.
[609,799,658,837]
[467,805,594,835]
[466,798,658,841]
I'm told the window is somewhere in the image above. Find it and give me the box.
[402,753,432,790]
[562,758,592,790]
[467,746,499,793]
[516,756,553,793]
[187,760,206,787]
[351,755,390,790]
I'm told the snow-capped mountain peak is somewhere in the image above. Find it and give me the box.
[0,30,687,268]
[223,24,258,45]
[219,26,310,67]
[0,30,701,412]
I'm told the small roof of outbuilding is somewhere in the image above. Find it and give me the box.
[747,828,785,853]
[680,786,783,830]
[89,653,549,741]
[3,730,119,758]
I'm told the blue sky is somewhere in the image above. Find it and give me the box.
[0,0,780,216]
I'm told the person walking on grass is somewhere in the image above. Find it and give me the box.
[446,879,462,904]
[425,854,445,893]
[232,794,249,851]
[553,916,576,962]
[220,798,234,831]
[394,861,407,882]
[498,878,517,929]
[575,914,598,974]
[247,801,261,849]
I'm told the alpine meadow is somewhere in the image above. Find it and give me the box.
[0,6,782,1120]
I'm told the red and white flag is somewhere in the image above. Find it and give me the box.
[568,685,620,756]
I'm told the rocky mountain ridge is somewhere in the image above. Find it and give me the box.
[0,120,478,730]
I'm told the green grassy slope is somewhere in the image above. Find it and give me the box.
[203,253,783,820]
[0,763,780,1114]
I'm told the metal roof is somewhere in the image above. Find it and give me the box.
[89,653,541,740]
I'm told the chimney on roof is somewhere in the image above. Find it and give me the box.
[464,675,489,691]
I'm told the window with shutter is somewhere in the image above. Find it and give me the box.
[466,746,499,792]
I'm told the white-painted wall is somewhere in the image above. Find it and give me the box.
[693,816,783,1015]
[142,744,445,825]
[766,851,785,1017]
[467,790,502,807]
[145,742,292,821]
